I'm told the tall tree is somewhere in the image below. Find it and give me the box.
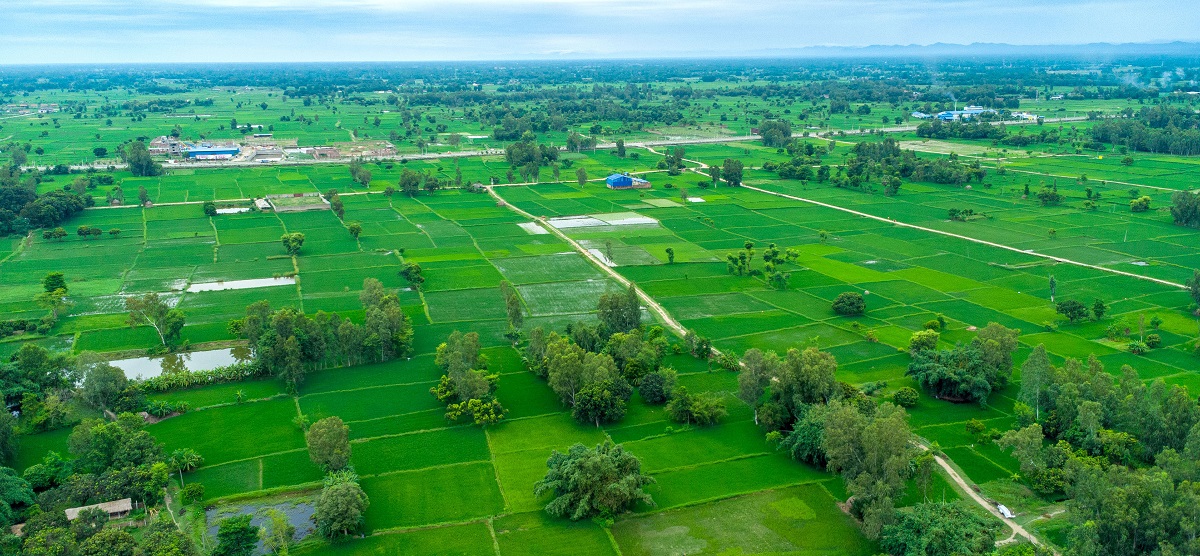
[721,159,744,186]
[597,285,640,335]
[306,416,351,472]
[122,141,162,177]
[1019,344,1051,420]
[124,293,184,346]
[500,281,524,335]
[315,473,369,539]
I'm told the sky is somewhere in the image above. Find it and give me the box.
[1,0,1198,64]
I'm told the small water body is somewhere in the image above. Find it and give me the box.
[109,347,252,380]
[186,276,296,293]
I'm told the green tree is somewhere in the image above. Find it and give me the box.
[576,166,587,186]
[139,517,200,556]
[1093,299,1107,320]
[721,158,744,186]
[122,141,162,177]
[259,508,295,555]
[1048,274,1057,303]
[213,514,258,556]
[124,292,185,346]
[71,507,108,542]
[665,247,674,264]
[823,401,912,540]
[81,362,126,411]
[597,285,641,335]
[400,262,424,290]
[879,503,1000,556]
[572,380,629,427]
[500,281,524,336]
[892,387,919,408]
[534,441,654,520]
[306,416,351,472]
[908,329,940,353]
[79,528,136,556]
[832,292,865,315]
[666,386,727,426]
[42,272,67,294]
[22,527,76,556]
[281,232,305,256]
[34,288,70,318]
[638,368,677,405]
[203,201,217,216]
[737,348,777,424]
[315,474,369,539]
[1188,270,1200,307]
[1055,299,1089,323]
[1018,344,1051,420]
[0,467,34,529]
[906,343,995,406]
[168,448,203,486]
[0,414,16,466]
[347,222,362,239]
[707,165,721,186]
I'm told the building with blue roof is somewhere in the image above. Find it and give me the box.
[605,174,650,189]
[185,145,241,160]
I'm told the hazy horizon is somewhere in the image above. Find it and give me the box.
[2,0,1198,64]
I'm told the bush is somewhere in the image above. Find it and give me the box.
[180,483,204,504]
[909,329,940,353]
[892,387,919,408]
[1145,334,1162,348]
[832,292,865,316]
[1128,341,1149,355]
[138,361,268,392]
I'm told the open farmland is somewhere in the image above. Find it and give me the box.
[8,150,1200,552]
[5,58,1200,556]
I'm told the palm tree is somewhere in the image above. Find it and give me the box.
[169,448,204,486]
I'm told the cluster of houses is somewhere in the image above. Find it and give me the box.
[2,103,60,115]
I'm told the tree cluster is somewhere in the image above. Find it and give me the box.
[905,323,1019,406]
[229,278,413,394]
[431,331,506,426]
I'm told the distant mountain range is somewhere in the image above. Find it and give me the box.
[746,41,1200,59]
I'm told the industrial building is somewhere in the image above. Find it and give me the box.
[605,174,651,189]
[935,105,997,121]
[185,144,241,160]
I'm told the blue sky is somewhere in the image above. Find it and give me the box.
[1,0,1197,63]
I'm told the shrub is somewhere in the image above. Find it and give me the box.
[909,330,940,353]
[180,483,204,504]
[832,292,865,316]
[1128,341,1149,355]
[138,361,268,392]
[1145,334,1162,348]
[892,387,919,408]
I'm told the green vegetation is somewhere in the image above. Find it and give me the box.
[5,58,1200,555]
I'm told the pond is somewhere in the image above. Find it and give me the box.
[186,276,296,293]
[109,347,252,380]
